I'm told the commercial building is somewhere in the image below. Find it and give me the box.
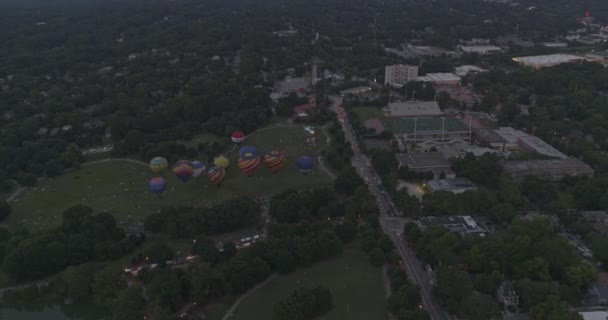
[416,215,486,236]
[395,152,453,178]
[384,64,419,87]
[427,178,477,194]
[454,65,488,77]
[458,45,502,54]
[512,54,587,69]
[517,135,568,159]
[540,42,568,48]
[502,158,595,181]
[275,76,310,95]
[578,311,608,320]
[385,101,443,118]
[416,73,461,85]
[383,117,471,143]
[340,86,372,97]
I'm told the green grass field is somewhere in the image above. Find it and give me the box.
[229,244,388,320]
[352,106,383,122]
[6,126,331,231]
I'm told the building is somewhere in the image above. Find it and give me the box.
[586,282,608,305]
[512,54,587,69]
[502,158,595,181]
[416,73,461,85]
[427,178,477,194]
[458,45,502,54]
[340,86,372,97]
[383,117,471,143]
[395,152,453,178]
[458,146,511,158]
[454,65,488,77]
[517,135,568,159]
[416,215,486,236]
[497,281,519,311]
[275,76,310,95]
[384,64,419,87]
[540,42,568,48]
[385,101,443,118]
[493,127,528,149]
[578,311,608,320]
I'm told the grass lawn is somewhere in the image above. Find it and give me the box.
[1,182,16,201]
[6,126,331,231]
[229,244,388,320]
[181,133,225,148]
[351,106,382,122]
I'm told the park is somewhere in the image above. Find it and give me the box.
[4,125,332,231]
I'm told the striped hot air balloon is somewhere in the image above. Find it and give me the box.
[173,160,194,182]
[296,156,315,175]
[207,166,226,186]
[192,161,205,178]
[238,146,261,177]
[214,155,230,169]
[231,131,246,144]
[149,157,168,173]
[149,177,167,196]
[264,150,287,173]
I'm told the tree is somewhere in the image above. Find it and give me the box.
[273,286,333,320]
[334,167,364,195]
[143,243,174,265]
[563,262,597,289]
[459,293,500,320]
[92,265,126,302]
[0,201,12,222]
[435,268,473,313]
[529,296,583,320]
[192,236,220,265]
[44,160,64,177]
[148,271,183,311]
[112,286,146,320]
[369,248,385,267]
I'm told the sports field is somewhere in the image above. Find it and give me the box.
[352,106,383,122]
[227,244,388,320]
[6,126,331,231]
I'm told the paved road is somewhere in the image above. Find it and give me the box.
[330,97,450,320]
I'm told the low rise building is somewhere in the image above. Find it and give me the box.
[458,45,502,54]
[396,152,453,178]
[517,135,568,159]
[340,86,372,97]
[578,311,608,320]
[473,128,508,149]
[512,54,587,69]
[385,101,443,118]
[426,178,477,194]
[502,158,594,181]
[416,215,486,236]
[416,73,461,85]
[454,65,488,77]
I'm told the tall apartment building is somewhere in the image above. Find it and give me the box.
[384,64,419,87]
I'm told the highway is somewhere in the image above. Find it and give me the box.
[330,96,450,320]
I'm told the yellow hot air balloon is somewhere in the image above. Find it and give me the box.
[214,155,230,169]
[149,157,168,173]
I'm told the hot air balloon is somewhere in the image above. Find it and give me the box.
[149,157,168,173]
[192,161,205,178]
[149,177,167,196]
[238,146,261,176]
[207,166,226,186]
[173,160,194,182]
[296,156,315,175]
[264,150,287,173]
[231,131,246,144]
[214,155,230,169]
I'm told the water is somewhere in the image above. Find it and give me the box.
[0,303,108,320]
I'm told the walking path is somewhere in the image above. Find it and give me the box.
[83,158,147,167]
[221,274,278,320]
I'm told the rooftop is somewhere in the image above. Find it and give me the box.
[454,65,488,77]
[473,128,506,144]
[427,178,477,192]
[386,101,443,117]
[459,45,502,52]
[382,117,469,135]
[579,311,608,320]
[518,135,567,159]
[502,158,593,173]
[494,127,528,144]
[416,73,461,83]
[512,54,586,67]
[417,215,486,234]
[395,152,451,169]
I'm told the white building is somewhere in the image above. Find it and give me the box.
[458,45,502,54]
[512,54,587,69]
[416,73,461,85]
[454,65,488,77]
[384,64,419,87]
[578,311,608,320]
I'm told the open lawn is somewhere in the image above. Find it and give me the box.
[6,126,331,231]
[228,244,388,320]
[352,106,382,122]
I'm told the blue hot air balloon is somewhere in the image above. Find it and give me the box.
[149,177,167,196]
[296,156,315,175]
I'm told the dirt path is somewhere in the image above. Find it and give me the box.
[5,180,24,202]
[83,158,148,167]
[221,274,278,320]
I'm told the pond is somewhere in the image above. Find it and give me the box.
[0,303,109,319]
